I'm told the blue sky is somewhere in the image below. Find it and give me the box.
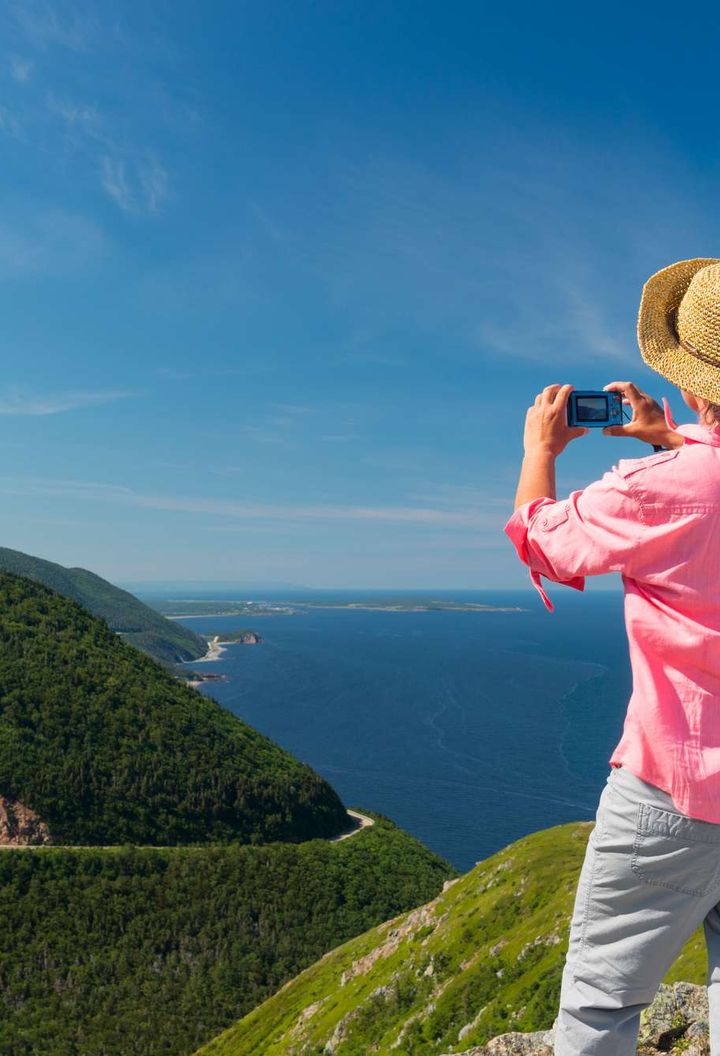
[0,0,718,590]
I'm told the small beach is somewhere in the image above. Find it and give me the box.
[194,635,227,663]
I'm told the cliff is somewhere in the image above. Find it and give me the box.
[0,794,50,845]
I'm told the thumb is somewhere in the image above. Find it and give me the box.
[602,425,626,437]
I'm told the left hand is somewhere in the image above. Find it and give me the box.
[523,384,589,456]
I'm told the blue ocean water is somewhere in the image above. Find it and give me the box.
[176,589,631,871]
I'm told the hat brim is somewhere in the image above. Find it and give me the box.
[638,257,720,403]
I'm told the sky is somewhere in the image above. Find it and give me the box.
[0,0,719,591]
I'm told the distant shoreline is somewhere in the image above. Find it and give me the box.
[302,603,525,613]
[166,612,288,620]
[167,604,525,618]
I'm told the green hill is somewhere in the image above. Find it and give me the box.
[195,821,706,1056]
[0,814,455,1056]
[0,546,206,663]
[0,571,349,845]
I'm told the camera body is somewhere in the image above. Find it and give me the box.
[566,390,623,428]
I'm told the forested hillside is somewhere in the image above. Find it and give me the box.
[0,815,455,1056]
[0,547,206,663]
[0,571,348,845]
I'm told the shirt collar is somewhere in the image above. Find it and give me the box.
[664,396,720,447]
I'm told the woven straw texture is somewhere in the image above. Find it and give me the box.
[637,258,720,403]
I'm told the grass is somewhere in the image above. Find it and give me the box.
[195,820,707,1056]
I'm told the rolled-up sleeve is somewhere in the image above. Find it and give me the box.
[503,467,643,612]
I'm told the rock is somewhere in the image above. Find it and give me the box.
[444,1028,554,1055]
[446,982,711,1056]
[340,902,438,984]
[288,998,327,1041]
[638,983,708,1051]
[324,984,396,1054]
[0,796,50,845]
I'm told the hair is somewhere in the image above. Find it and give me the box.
[699,402,720,427]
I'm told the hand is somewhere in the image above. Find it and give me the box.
[601,381,680,448]
[523,384,589,456]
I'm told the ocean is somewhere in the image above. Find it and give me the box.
[174,589,631,872]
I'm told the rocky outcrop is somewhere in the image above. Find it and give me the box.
[0,796,50,845]
[340,901,441,985]
[446,983,709,1056]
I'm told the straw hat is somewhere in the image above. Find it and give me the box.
[637,258,720,404]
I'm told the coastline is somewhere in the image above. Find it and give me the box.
[303,603,525,613]
[194,636,228,663]
[167,604,524,618]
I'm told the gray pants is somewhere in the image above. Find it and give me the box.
[556,763,720,1055]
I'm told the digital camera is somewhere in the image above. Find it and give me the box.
[566,390,623,428]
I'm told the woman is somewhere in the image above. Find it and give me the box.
[504,258,720,1055]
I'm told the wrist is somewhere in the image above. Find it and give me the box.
[662,429,684,450]
[523,443,559,460]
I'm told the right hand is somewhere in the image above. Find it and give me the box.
[601,381,681,448]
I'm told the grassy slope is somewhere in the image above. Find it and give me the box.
[0,814,455,1056]
[0,546,206,663]
[196,821,705,1056]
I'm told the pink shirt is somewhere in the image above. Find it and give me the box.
[503,400,720,822]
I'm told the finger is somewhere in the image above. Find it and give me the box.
[602,425,626,437]
[603,381,644,407]
[551,383,573,407]
[541,383,563,404]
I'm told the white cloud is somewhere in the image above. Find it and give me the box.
[0,389,132,416]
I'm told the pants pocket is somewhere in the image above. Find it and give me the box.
[630,802,720,897]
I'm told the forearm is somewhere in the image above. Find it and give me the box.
[660,429,685,450]
[513,447,557,511]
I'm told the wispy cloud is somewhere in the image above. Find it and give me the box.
[9,56,33,83]
[1,7,172,217]
[100,157,133,211]
[0,208,104,277]
[46,91,98,128]
[100,154,168,214]
[0,103,24,139]
[153,366,194,381]
[0,475,493,527]
[9,1,96,52]
[0,389,133,416]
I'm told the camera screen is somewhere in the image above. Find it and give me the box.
[575,396,608,421]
